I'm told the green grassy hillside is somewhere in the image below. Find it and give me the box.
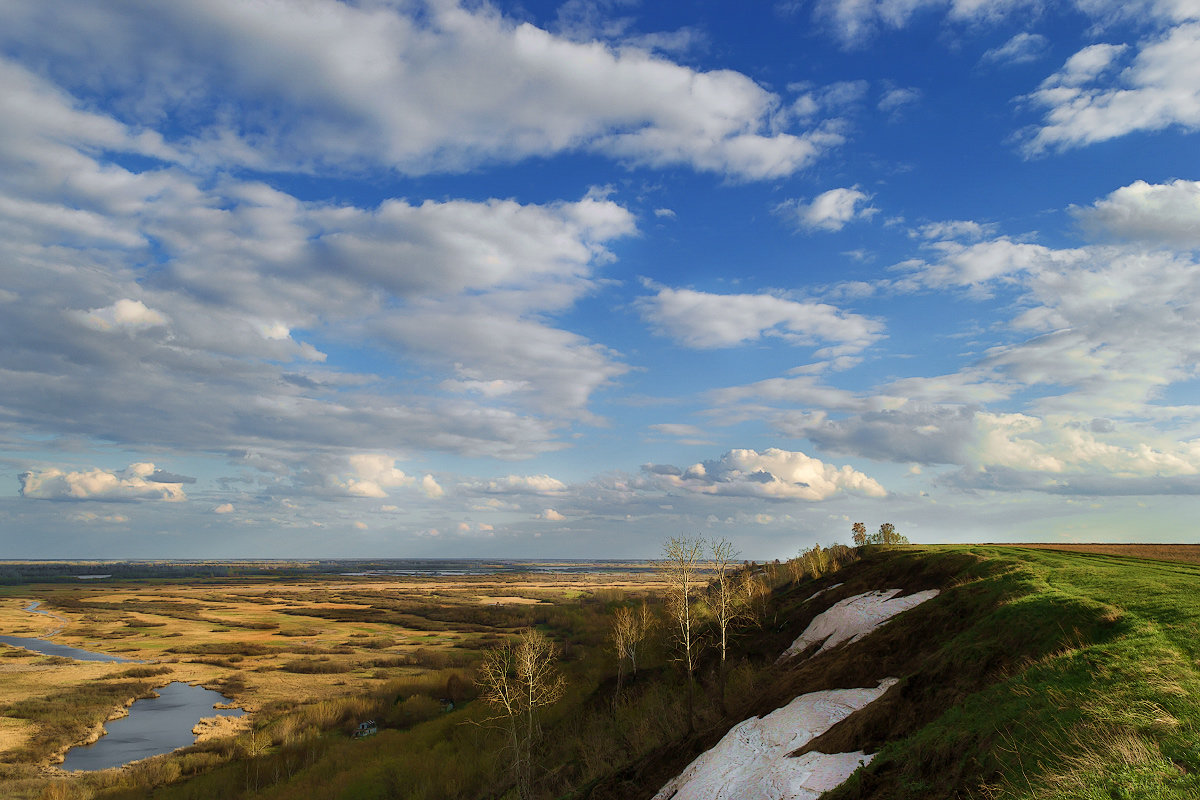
[825,546,1200,800]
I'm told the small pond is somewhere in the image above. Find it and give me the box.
[61,682,245,771]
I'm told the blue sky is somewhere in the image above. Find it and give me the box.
[3,0,1200,559]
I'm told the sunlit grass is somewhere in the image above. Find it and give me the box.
[826,546,1200,799]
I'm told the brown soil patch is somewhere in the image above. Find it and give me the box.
[1004,543,1200,565]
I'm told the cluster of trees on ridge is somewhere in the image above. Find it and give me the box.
[474,524,906,798]
[851,521,909,546]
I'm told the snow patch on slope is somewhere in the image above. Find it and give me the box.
[783,589,940,659]
[652,678,898,800]
[804,582,843,603]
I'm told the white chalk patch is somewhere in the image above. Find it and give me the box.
[652,678,897,800]
[804,582,843,603]
[783,589,940,659]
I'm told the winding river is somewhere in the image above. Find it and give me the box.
[0,602,140,662]
[6,601,246,769]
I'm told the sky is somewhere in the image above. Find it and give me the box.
[2,0,1200,560]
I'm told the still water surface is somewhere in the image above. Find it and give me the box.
[0,602,140,662]
[0,635,140,662]
[61,682,244,771]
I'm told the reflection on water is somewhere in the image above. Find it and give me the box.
[61,682,244,771]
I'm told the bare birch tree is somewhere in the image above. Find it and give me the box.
[477,628,566,798]
[739,569,770,628]
[610,605,633,692]
[610,599,655,694]
[707,537,740,665]
[660,535,705,730]
[786,555,805,584]
[802,543,829,578]
[632,599,654,677]
[478,643,524,791]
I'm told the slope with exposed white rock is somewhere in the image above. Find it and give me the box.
[654,588,940,800]
[782,589,941,660]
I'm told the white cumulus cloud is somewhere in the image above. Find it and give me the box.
[81,299,169,332]
[0,63,637,461]
[473,475,568,494]
[898,238,1086,293]
[812,0,1042,48]
[783,187,878,232]
[421,474,445,499]
[1074,179,1200,247]
[20,463,188,502]
[644,448,887,501]
[638,286,883,354]
[341,454,415,499]
[1025,26,1200,153]
[878,87,921,114]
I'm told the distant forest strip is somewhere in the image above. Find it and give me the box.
[0,559,658,585]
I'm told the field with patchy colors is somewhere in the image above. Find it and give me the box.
[1000,543,1200,565]
[0,565,670,797]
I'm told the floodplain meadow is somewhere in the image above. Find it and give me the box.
[0,564,673,799]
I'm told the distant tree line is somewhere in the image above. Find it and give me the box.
[852,521,910,546]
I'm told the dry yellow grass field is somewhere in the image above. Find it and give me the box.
[0,717,34,754]
[0,568,667,776]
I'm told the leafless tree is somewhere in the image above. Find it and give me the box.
[786,554,805,584]
[659,535,706,730]
[610,600,655,698]
[241,728,269,793]
[615,601,654,676]
[610,605,633,692]
[477,628,566,798]
[708,537,741,665]
[633,599,654,676]
[802,543,829,578]
[738,569,770,628]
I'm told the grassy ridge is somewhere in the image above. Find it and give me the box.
[822,546,1200,799]
[545,545,1200,799]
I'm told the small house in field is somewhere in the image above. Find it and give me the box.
[353,720,377,738]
